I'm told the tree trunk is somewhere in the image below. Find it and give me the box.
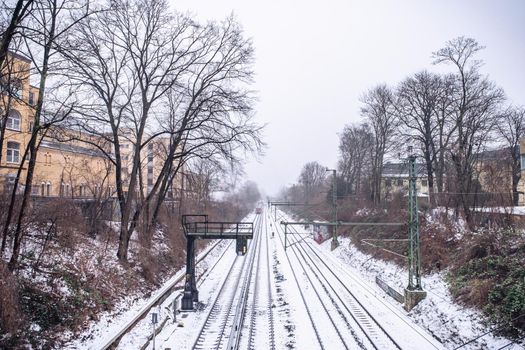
[512,171,520,206]
[8,138,37,271]
[0,0,34,70]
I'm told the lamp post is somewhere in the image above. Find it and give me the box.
[326,168,339,249]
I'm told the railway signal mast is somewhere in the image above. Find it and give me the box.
[326,168,339,249]
[405,146,426,310]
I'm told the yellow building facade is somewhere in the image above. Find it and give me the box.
[1,53,179,202]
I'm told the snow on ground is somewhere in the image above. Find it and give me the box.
[474,206,525,216]
[67,209,524,350]
[65,238,231,350]
[276,210,442,349]
[318,236,523,349]
[143,211,303,350]
[138,239,239,349]
[270,212,325,349]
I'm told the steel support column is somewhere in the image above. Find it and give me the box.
[181,236,197,310]
[407,155,422,290]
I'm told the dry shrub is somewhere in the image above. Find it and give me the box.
[138,248,160,285]
[0,261,23,336]
[420,219,458,272]
[30,198,86,251]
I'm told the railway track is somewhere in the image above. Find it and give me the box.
[99,238,230,350]
[272,210,401,350]
[245,211,276,350]
[94,207,441,350]
[192,214,263,350]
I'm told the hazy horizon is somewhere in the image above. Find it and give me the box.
[171,0,525,196]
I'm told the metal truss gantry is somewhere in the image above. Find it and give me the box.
[180,215,254,310]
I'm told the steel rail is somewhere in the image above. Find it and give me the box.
[138,239,236,350]
[192,250,243,349]
[286,223,392,349]
[265,212,276,350]
[226,214,263,349]
[193,214,262,350]
[246,214,264,349]
[301,234,442,349]
[274,215,352,349]
[285,217,402,349]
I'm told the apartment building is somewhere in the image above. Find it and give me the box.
[0,53,37,189]
[1,53,179,202]
[381,161,429,199]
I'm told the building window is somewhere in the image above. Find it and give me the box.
[521,155,525,170]
[147,177,153,186]
[385,179,392,187]
[397,179,403,186]
[5,174,16,190]
[46,182,51,196]
[422,180,428,187]
[147,167,153,174]
[11,79,21,99]
[6,110,21,131]
[40,182,45,196]
[0,78,21,98]
[28,121,34,132]
[6,141,20,163]
[148,155,154,163]
[66,183,70,196]
[60,182,65,196]
[28,91,35,105]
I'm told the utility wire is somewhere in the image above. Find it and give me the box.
[453,314,525,350]
[495,338,525,350]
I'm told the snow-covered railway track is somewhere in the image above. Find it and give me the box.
[283,222,401,349]
[193,215,263,350]
[272,208,442,350]
[245,212,275,350]
[265,213,277,349]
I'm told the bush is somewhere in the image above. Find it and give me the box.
[448,229,525,336]
[0,262,22,336]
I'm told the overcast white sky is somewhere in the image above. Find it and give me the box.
[171,0,525,197]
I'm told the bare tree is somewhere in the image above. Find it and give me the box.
[360,84,398,204]
[396,70,445,206]
[0,0,35,70]
[184,158,223,211]
[63,0,262,261]
[432,73,456,195]
[4,0,91,270]
[496,105,525,205]
[298,161,326,203]
[338,123,373,197]
[433,36,505,225]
